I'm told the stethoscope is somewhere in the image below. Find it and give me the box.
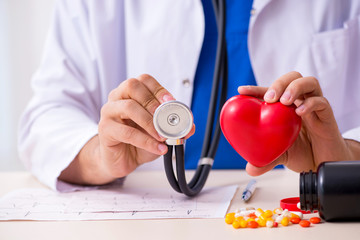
[153,0,228,197]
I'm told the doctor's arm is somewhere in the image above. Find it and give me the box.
[238,71,360,176]
[18,1,185,189]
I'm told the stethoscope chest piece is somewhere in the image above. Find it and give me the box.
[153,101,193,145]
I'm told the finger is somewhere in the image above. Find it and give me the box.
[109,77,161,115]
[264,71,303,103]
[279,76,323,106]
[245,157,286,176]
[138,74,197,139]
[137,74,175,103]
[99,120,168,155]
[295,96,335,123]
[237,85,268,98]
[101,99,164,141]
[184,124,196,139]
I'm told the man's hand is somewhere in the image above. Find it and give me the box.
[238,71,359,176]
[59,74,194,185]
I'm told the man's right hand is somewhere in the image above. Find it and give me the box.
[59,74,194,185]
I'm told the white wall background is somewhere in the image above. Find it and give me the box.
[0,0,56,171]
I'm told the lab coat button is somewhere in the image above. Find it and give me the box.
[182,79,190,88]
[251,8,256,15]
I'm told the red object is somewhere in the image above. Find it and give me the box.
[309,217,321,224]
[220,95,301,167]
[290,217,301,224]
[299,220,311,228]
[247,221,259,228]
[273,222,278,228]
[280,197,316,214]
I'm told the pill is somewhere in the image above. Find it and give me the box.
[275,215,283,223]
[225,217,234,224]
[232,220,241,229]
[257,219,267,227]
[226,213,235,218]
[273,207,283,215]
[273,221,279,227]
[257,208,264,213]
[266,220,274,228]
[299,220,311,227]
[290,211,303,219]
[290,217,301,224]
[247,213,257,219]
[281,217,290,226]
[239,219,248,228]
[309,217,321,224]
[263,210,273,218]
[247,221,259,228]
[225,213,235,224]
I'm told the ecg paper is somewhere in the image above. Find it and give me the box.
[0,185,237,221]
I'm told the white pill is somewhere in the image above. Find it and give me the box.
[266,221,274,228]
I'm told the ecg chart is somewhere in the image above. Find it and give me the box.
[0,185,237,221]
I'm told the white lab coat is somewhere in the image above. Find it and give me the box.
[19,0,360,190]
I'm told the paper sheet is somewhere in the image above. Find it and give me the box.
[0,185,237,221]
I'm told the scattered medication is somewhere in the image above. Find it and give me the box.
[226,207,321,230]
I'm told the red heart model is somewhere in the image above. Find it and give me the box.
[220,95,301,167]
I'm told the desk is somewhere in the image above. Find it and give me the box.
[0,170,359,240]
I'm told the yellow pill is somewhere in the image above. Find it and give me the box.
[257,208,264,214]
[257,219,267,227]
[290,213,300,219]
[264,210,273,218]
[240,220,248,228]
[235,216,244,221]
[247,218,255,222]
[259,214,267,221]
[273,208,283,215]
[226,213,235,218]
[281,217,290,226]
[225,217,234,224]
[232,220,241,229]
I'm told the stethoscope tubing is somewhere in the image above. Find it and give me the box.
[163,0,228,197]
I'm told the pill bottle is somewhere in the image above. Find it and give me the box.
[299,161,360,221]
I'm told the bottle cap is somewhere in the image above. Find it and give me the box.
[280,197,316,214]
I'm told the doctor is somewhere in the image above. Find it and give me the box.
[19,0,360,190]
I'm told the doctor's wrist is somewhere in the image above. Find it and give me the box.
[59,135,117,186]
[344,139,360,161]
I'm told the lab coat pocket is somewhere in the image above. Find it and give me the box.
[310,16,360,132]
[310,22,351,89]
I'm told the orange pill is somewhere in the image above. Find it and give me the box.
[247,221,259,228]
[299,220,311,228]
[247,213,257,219]
[310,217,321,224]
[290,217,301,224]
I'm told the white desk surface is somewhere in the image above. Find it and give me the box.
[0,169,359,240]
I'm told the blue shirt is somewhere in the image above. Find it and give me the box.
[185,0,256,169]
